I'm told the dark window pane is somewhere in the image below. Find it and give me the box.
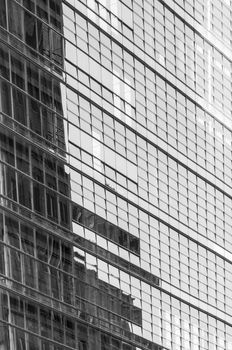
[9,247,22,282]
[36,231,49,294]
[94,216,105,233]
[54,82,62,112]
[38,21,50,58]
[32,150,43,182]
[21,224,34,255]
[26,303,38,332]
[11,54,25,89]
[53,313,64,343]
[0,0,7,28]
[33,183,45,214]
[129,234,140,254]
[23,0,35,12]
[52,31,63,65]
[5,167,17,201]
[5,216,19,247]
[84,210,95,228]
[49,239,60,272]
[18,174,31,208]
[29,98,41,135]
[0,320,10,348]
[0,223,4,273]
[45,155,56,178]
[46,173,56,190]
[40,309,51,337]
[24,11,37,49]
[0,131,14,166]
[10,296,24,327]
[16,329,26,350]
[37,0,49,21]
[50,0,62,30]
[13,89,27,125]
[72,205,83,223]
[28,335,40,350]
[16,141,29,173]
[41,73,52,106]
[9,0,23,39]
[41,340,52,350]
[46,190,58,220]
[0,80,11,116]
[118,229,128,247]
[36,230,48,261]
[101,334,110,350]
[106,222,116,241]
[65,318,75,347]
[59,199,69,226]
[58,178,69,195]
[0,43,9,79]
[38,261,50,294]
[77,323,88,349]
[27,63,39,98]
[42,108,54,144]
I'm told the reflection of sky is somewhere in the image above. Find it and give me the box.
[62,1,232,349]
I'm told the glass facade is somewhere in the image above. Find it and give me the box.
[1,0,232,349]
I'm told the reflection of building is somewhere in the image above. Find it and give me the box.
[0,1,151,350]
[1,0,232,350]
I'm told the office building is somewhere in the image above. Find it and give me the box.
[0,0,232,349]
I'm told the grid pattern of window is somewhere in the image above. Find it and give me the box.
[1,0,232,349]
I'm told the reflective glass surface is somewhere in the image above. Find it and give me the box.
[0,0,232,349]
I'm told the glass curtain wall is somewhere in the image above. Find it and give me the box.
[1,0,232,350]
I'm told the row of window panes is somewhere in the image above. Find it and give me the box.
[2,101,232,257]
[2,167,232,320]
[69,138,232,255]
[131,0,232,111]
[69,165,232,306]
[2,6,232,194]
[171,0,206,24]
[64,65,232,201]
[0,295,145,350]
[0,241,142,327]
[0,215,167,347]
[1,79,232,258]
[3,0,232,262]
[72,203,140,255]
[0,0,63,70]
[75,224,159,286]
[35,0,232,145]
[67,93,232,249]
[1,215,232,348]
[210,0,232,46]
[61,6,232,186]
[9,0,228,123]
[2,161,232,316]
[2,265,231,349]
[11,0,63,30]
